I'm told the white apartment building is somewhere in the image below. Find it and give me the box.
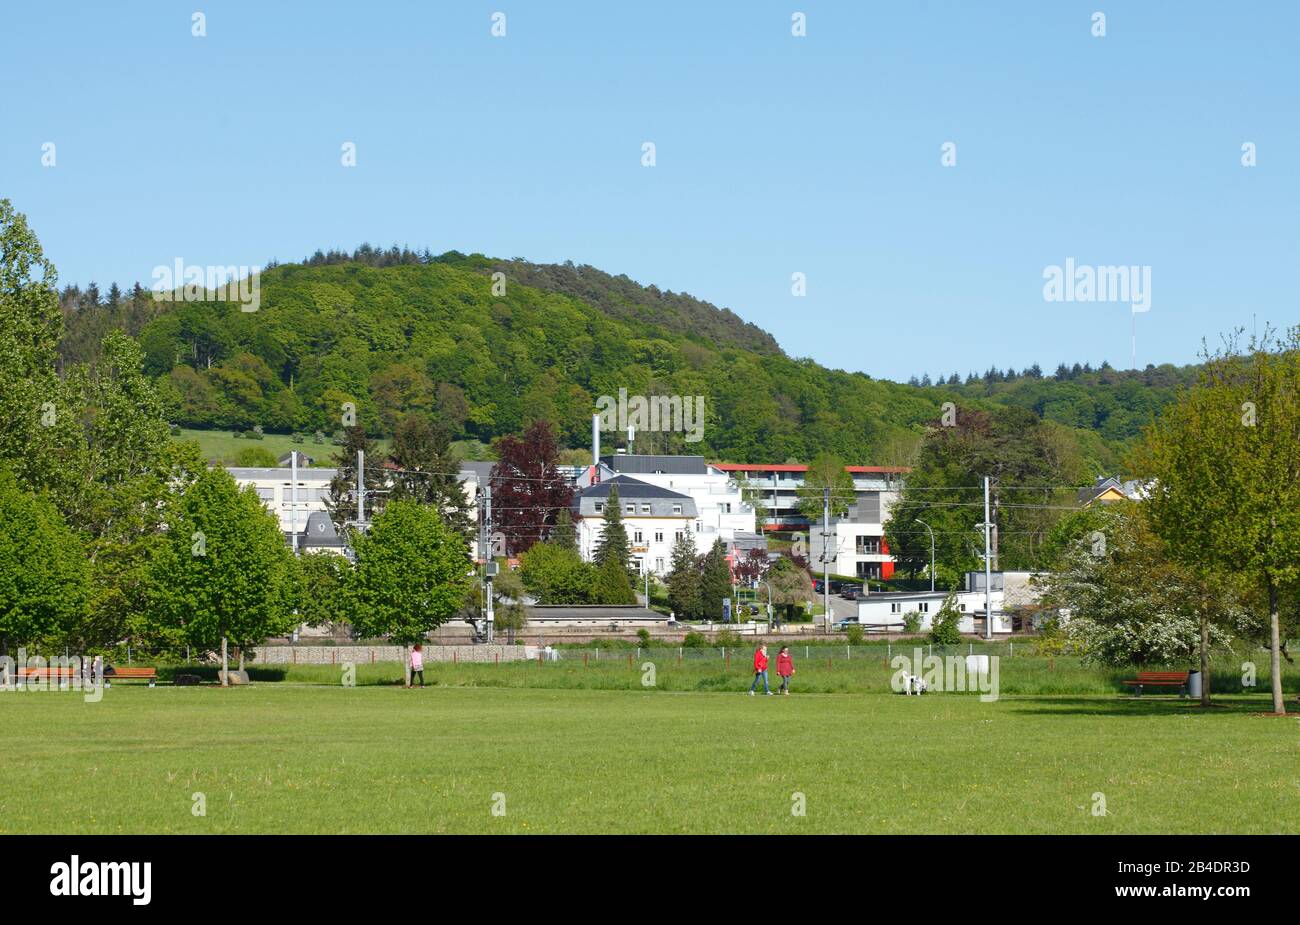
[571,474,700,576]
[227,466,336,533]
[573,455,763,571]
[715,463,905,579]
[812,468,903,580]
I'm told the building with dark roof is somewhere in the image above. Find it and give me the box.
[572,475,705,577]
[292,511,347,553]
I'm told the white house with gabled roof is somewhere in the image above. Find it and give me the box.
[571,474,702,577]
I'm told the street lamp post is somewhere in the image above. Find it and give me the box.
[915,519,936,592]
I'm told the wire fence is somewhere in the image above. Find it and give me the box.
[543,640,1300,667]
[553,641,1034,664]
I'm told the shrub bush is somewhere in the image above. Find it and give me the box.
[713,629,743,649]
[928,591,963,645]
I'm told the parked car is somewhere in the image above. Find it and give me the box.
[833,618,860,630]
[840,585,865,599]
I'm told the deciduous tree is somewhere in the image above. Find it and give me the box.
[1134,330,1300,713]
[388,413,472,539]
[489,421,573,555]
[148,466,298,684]
[348,500,473,684]
[0,468,88,655]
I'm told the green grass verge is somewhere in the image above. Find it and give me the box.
[2,685,1296,834]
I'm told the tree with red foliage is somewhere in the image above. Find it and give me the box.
[489,420,576,556]
[733,547,770,586]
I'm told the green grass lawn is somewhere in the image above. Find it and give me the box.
[3,682,1297,834]
[171,427,390,467]
[171,427,495,467]
[182,649,1300,697]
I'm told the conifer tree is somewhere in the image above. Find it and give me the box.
[593,485,630,570]
[591,554,636,605]
[666,530,701,619]
[697,539,732,622]
[549,507,578,551]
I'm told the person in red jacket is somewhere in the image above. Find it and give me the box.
[776,645,795,695]
[748,644,772,695]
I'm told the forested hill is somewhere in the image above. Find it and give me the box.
[54,248,1193,471]
[426,250,782,356]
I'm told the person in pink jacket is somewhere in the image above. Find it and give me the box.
[409,644,425,688]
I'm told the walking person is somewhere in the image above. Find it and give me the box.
[409,643,425,688]
[748,644,772,696]
[776,645,795,695]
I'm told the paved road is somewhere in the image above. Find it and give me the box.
[826,594,859,622]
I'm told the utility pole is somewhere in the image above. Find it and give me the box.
[822,487,831,634]
[484,483,494,643]
[356,449,366,528]
[290,450,299,554]
[982,475,993,641]
[478,485,488,635]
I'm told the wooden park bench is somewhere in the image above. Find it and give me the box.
[1122,670,1189,697]
[105,666,157,687]
[17,666,83,684]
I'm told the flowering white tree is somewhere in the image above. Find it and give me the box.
[1039,506,1251,695]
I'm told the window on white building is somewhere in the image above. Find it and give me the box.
[655,557,664,571]
[672,503,682,515]
[919,603,930,613]
[890,602,900,614]
[257,488,275,501]
[594,502,604,513]
[625,503,635,515]
[634,530,643,544]
[654,530,664,543]
[640,503,651,514]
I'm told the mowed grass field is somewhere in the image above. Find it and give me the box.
[172,428,324,465]
[2,681,1298,834]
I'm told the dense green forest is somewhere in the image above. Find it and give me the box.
[55,247,1194,471]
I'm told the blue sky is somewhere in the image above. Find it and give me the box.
[3,1,1296,382]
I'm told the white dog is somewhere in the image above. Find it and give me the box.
[901,672,928,695]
